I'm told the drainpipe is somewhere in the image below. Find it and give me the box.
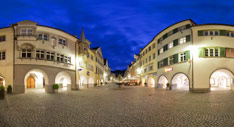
[191,27,194,92]
[12,24,16,93]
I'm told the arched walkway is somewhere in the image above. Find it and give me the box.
[80,75,87,88]
[171,73,189,90]
[24,69,49,89]
[88,77,94,87]
[55,71,71,89]
[157,75,168,88]
[148,77,155,87]
[0,76,5,87]
[210,69,233,91]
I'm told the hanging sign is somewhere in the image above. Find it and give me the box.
[165,67,173,72]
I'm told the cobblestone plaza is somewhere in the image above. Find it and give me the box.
[1,84,234,127]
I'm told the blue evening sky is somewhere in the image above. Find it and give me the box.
[1,0,234,70]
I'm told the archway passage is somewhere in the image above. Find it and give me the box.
[88,77,94,87]
[24,69,49,89]
[158,75,168,88]
[80,75,87,88]
[55,71,71,90]
[27,76,35,88]
[0,76,5,87]
[148,77,155,87]
[171,73,189,90]
[210,69,233,91]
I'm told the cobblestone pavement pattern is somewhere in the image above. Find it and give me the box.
[1,84,234,127]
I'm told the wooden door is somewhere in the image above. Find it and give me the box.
[27,76,35,88]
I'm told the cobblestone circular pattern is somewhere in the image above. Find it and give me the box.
[1,84,234,127]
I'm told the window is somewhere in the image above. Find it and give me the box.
[226,49,234,58]
[144,68,147,73]
[149,66,153,71]
[168,42,173,49]
[205,31,209,36]
[152,43,155,48]
[59,39,63,44]
[146,49,148,53]
[210,31,213,36]
[215,48,219,56]
[179,37,186,44]
[57,54,61,62]
[0,36,6,42]
[160,48,163,54]
[68,57,71,64]
[38,33,49,40]
[158,37,163,44]
[159,61,163,68]
[143,52,145,56]
[153,53,155,59]
[36,50,44,59]
[168,31,173,36]
[226,32,230,37]
[205,48,209,57]
[149,46,151,51]
[22,49,32,58]
[178,26,186,31]
[180,52,186,62]
[149,56,151,62]
[215,31,219,36]
[145,58,147,63]
[91,55,93,60]
[46,51,54,61]
[60,55,64,62]
[20,28,33,36]
[169,55,174,65]
[0,51,6,60]
[64,56,68,63]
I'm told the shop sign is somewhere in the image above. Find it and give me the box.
[165,67,173,72]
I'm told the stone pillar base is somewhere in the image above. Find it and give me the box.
[45,85,53,93]
[192,88,210,93]
[13,85,25,94]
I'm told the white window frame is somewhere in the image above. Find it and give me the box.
[179,37,186,44]
[168,42,173,49]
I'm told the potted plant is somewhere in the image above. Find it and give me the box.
[53,84,59,93]
[166,83,171,90]
[0,86,5,99]
[7,85,12,94]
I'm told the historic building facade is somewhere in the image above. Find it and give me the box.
[0,20,110,93]
[126,19,234,92]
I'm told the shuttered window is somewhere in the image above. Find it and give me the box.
[219,30,226,36]
[185,51,190,60]
[220,47,226,57]
[174,54,178,63]
[186,35,190,42]
[198,30,203,36]
[173,39,178,46]
[199,48,204,57]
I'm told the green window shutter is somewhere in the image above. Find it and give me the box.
[158,62,160,68]
[163,44,168,51]
[219,30,226,36]
[174,54,178,63]
[173,39,178,46]
[198,30,203,36]
[186,24,190,29]
[198,48,204,57]
[158,49,160,55]
[220,47,226,57]
[186,35,191,42]
[163,58,168,66]
[185,50,190,60]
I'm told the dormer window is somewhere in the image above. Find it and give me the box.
[38,33,49,40]
[59,38,67,46]
[20,28,33,36]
